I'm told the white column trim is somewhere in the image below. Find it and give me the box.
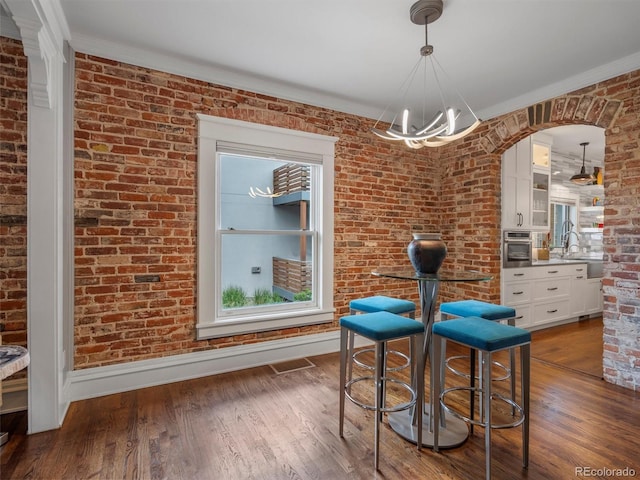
[3,0,72,433]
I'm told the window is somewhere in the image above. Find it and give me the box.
[196,114,337,339]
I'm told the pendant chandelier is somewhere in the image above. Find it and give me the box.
[570,142,595,185]
[372,0,481,149]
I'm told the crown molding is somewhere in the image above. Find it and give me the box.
[0,5,20,39]
[478,51,640,122]
[67,31,387,121]
[3,0,69,108]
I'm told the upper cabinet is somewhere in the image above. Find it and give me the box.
[502,133,551,231]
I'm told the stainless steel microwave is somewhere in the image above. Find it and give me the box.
[503,230,533,268]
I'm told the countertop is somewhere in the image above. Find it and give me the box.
[533,256,603,267]
[532,259,589,266]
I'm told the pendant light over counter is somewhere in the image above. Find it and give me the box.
[570,142,596,185]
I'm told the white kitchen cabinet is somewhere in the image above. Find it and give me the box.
[502,138,532,229]
[502,134,551,230]
[501,262,596,330]
[569,265,588,317]
[585,278,603,314]
[501,267,534,327]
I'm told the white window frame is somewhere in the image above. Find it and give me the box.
[196,114,336,339]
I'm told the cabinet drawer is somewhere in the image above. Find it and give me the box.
[511,304,532,328]
[503,267,535,281]
[531,264,572,279]
[533,277,570,300]
[530,263,587,279]
[571,264,587,276]
[532,300,569,325]
[503,282,532,304]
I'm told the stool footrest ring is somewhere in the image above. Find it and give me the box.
[345,376,416,413]
[353,348,411,373]
[445,355,511,382]
[440,386,524,429]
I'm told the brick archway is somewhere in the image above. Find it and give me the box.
[479,94,623,155]
[439,80,640,389]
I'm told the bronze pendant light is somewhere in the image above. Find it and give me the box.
[570,142,595,185]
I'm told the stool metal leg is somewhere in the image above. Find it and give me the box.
[339,326,348,438]
[508,317,517,416]
[522,343,530,468]
[347,308,356,391]
[483,350,492,480]
[374,340,385,470]
[470,347,476,433]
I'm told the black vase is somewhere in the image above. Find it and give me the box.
[407,233,447,274]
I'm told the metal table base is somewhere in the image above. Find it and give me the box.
[388,404,469,449]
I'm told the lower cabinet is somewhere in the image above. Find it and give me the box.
[502,263,600,330]
[585,278,604,314]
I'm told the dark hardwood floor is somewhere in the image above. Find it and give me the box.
[2,316,639,480]
[530,316,604,378]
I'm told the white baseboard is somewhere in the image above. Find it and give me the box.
[68,330,370,402]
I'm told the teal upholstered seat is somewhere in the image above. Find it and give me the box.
[350,296,416,315]
[433,316,530,351]
[439,300,518,409]
[339,311,426,470]
[347,296,416,378]
[340,311,424,341]
[440,300,515,321]
[432,316,531,479]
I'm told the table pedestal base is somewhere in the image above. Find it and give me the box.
[388,403,468,449]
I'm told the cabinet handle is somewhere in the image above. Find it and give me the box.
[513,291,524,295]
[547,287,558,291]
[547,270,558,274]
[514,273,525,277]
[547,309,558,313]
[515,316,524,320]
[576,276,584,279]
[576,268,584,272]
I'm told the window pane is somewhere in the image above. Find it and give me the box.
[220,154,312,231]
[220,233,314,312]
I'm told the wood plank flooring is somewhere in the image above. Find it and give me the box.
[2,317,639,480]
[530,316,604,378]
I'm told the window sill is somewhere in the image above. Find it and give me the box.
[196,309,335,340]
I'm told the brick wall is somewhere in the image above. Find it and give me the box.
[72,53,443,369]
[3,35,638,390]
[0,37,28,381]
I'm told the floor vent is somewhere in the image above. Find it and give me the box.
[269,357,316,375]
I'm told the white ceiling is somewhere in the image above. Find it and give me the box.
[5,0,638,161]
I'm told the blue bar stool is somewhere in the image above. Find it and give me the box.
[339,311,425,470]
[432,316,531,480]
[440,299,517,429]
[348,296,416,383]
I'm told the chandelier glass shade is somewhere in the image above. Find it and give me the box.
[570,142,595,185]
[372,0,481,149]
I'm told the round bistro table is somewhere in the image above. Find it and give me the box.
[372,267,493,448]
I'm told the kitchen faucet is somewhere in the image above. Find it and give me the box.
[560,220,580,257]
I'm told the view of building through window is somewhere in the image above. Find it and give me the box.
[218,154,314,315]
